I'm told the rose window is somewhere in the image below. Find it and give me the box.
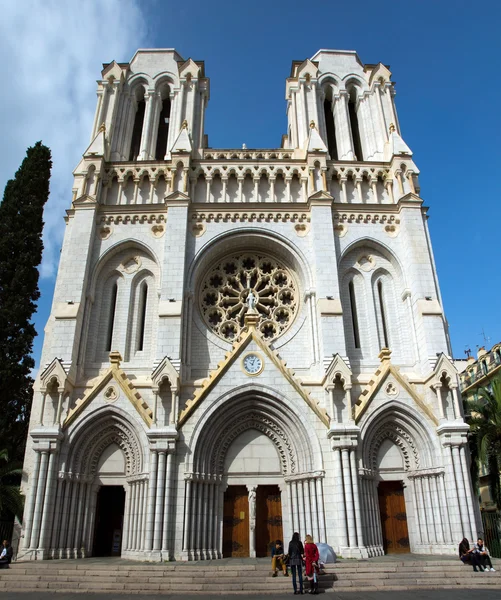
[199,253,299,342]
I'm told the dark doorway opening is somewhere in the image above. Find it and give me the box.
[223,485,249,557]
[378,480,410,554]
[93,485,125,557]
[256,485,283,557]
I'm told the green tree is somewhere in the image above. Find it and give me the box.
[0,142,52,462]
[0,449,23,519]
[466,380,501,508]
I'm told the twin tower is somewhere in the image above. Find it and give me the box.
[20,49,478,564]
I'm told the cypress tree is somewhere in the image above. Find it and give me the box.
[0,142,52,462]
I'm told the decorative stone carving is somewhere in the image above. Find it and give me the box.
[151,224,165,238]
[99,225,112,240]
[357,255,376,272]
[104,386,119,402]
[384,381,399,398]
[199,253,299,342]
[121,256,141,273]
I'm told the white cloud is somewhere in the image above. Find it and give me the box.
[0,0,149,278]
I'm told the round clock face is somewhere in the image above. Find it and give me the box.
[243,353,263,375]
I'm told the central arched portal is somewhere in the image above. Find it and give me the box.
[183,390,326,560]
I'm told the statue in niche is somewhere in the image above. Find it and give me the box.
[248,487,257,524]
[246,290,258,313]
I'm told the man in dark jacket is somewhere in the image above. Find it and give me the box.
[0,540,13,568]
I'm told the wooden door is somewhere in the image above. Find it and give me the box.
[256,485,283,557]
[378,481,410,554]
[223,486,249,557]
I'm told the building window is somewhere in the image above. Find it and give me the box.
[137,282,148,352]
[106,282,118,352]
[348,91,363,161]
[129,92,145,161]
[323,99,338,160]
[155,98,171,159]
[377,280,390,349]
[349,280,361,349]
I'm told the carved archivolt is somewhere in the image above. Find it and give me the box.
[197,410,297,476]
[71,418,142,478]
[368,423,420,472]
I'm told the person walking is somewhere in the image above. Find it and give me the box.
[304,534,320,594]
[288,532,304,594]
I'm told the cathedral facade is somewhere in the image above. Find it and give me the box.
[19,49,479,561]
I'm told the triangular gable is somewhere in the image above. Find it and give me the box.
[425,353,458,388]
[165,190,189,202]
[308,190,333,202]
[39,357,69,391]
[179,58,201,79]
[152,356,180,391]
[306,123,328,153]
[178,316,329,428]
[368,62,392,87]
[64,352,152,428]
[384,125,412,160]
[355,349,437,425]
[72,194,98,206]
[323,354,352,388]
[84,127,106,157]
[296,58,319,80]
[171,121,193,153]
[101,60,127,81]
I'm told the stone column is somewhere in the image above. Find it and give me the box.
[333,448,347,547]
[144,451,158,551]
[153,451,166,550]
[162,452,174,555]
[341,449,356,546]
[38,451,57,553]
[349,450,362,546]
[339,91,355,160]
[22,451,41,549]
[433,384,445,420]
[315,477,326,543]
[29,451,49,550]
[182,478,192,555]
[139,91,155,161]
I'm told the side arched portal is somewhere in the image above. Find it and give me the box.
[50,409,146,559]
[360,404,453,556]
[182,390,326,559]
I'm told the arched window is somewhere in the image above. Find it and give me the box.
[323,87,338,160]
[106,282,118,352]
[155,96,171,159]
[349,280,361,349]
[137,282,148,352]
[348,88,363,161]
[377,280,389,349]
[129,88,145,161]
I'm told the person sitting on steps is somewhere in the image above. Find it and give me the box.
[0,540,13,569]
[271,539,288,577]
[474,538,496,572]
[459,537,485,572]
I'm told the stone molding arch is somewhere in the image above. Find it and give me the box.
[186,227,315,293]
[368,422,419,472]
[338,237,406,285]
[360,401,439,473]
[66,407,144,479]
[188,386,322,477]
[89,240,160,299]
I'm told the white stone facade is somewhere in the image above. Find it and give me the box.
[19,48,480,561]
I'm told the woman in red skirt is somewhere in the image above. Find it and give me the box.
[304,535,319,594]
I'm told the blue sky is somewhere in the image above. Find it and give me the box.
[0,0,500,368]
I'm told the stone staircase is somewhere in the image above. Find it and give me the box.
[0,557,500,594]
